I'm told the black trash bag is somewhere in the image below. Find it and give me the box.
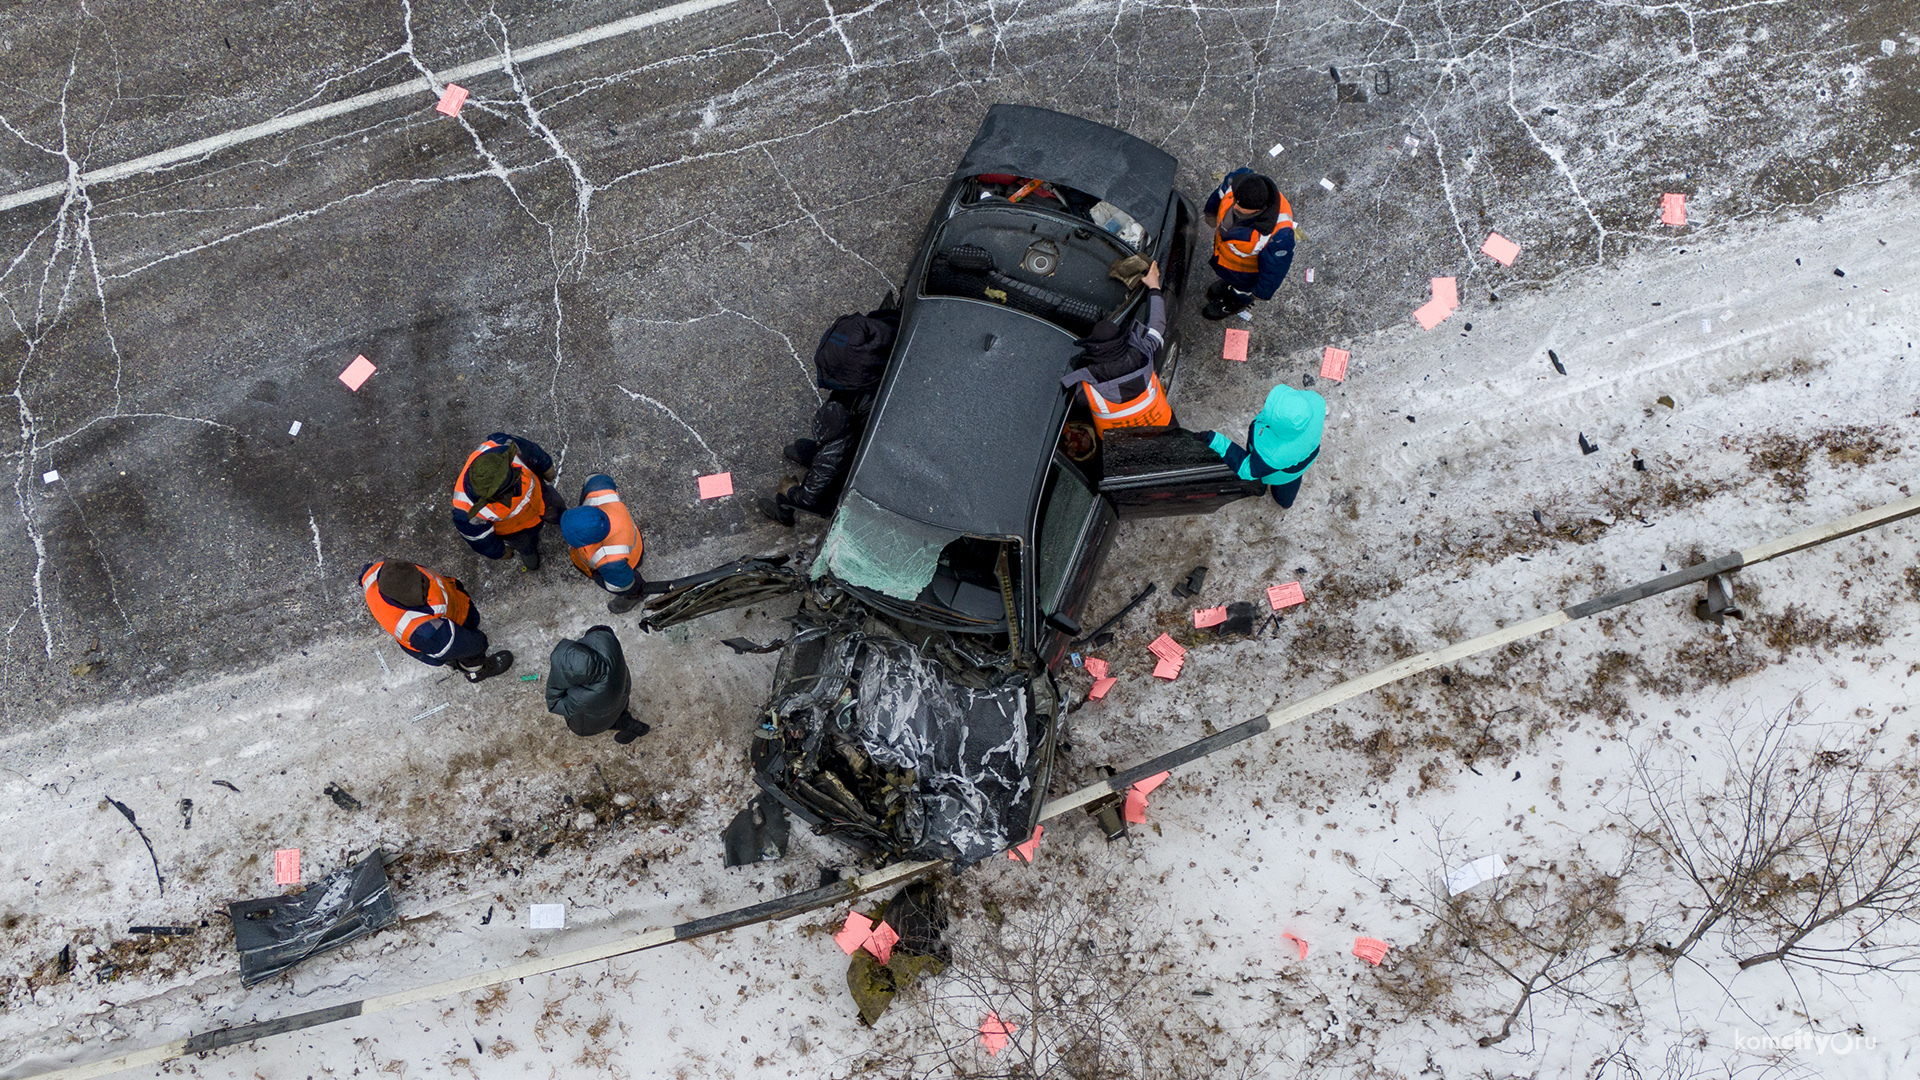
[228,850,397,985]
[813,311,898,392]
[1220,600,1259,636]
[722,794,791,867]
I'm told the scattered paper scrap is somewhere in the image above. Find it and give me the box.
[1083,656,1109,680]
[1700,319,1712,334]
[272,848,300,886]
[435,83,469,117]
[528,904,566,929]
[1281,931,1310,960]
[1152,655,1183,681]
[1008,825,1043,863]
[1480,232,1521,266]
[1445,854,1511,896]
[1430,276,1459,309]
[1088,676,1117,700]
[1147,633,1186,663]
[1319,177,1336,191]
[980,1012,1017,1055]
[1320,346,1350,381]
[1660,192,1686,226]
[1267,581,1305,610]
[697,472,734,499]
[1122,771,1171,824]
[1413,299,1452,330]
[338,354,377,391]
[866,920,900,964]
[41,470,58,484]
[1403,135,1421,155]
[1222,327,1249,362]
[1193,606,1229,628]
[834,911,875,954]
[1303,268,1314,283]
[1353,937,1391,965]
[288,421,302,437]
[1267,142,1285,157]
[1236,309,1252,323]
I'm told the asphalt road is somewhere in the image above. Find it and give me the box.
[0,0,1912,725]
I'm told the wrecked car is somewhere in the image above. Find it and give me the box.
[647,106,1264,866]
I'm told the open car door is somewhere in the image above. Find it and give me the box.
[638,555,805,632]
[1096,426,1266,518]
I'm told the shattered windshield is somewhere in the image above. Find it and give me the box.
[815,491,961,600]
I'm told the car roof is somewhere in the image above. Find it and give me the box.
[845,297,1077,539]
[956,104,1179,231]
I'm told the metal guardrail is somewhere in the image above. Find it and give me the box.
[23,493,1920,1080]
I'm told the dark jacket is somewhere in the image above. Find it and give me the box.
[544,626,632,737]
[789,401,862,514]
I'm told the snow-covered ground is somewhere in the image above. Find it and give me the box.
[4,185,1918,1079]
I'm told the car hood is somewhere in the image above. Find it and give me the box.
[956,104,1178,232]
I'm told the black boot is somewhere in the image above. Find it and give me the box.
[460,650,514,683]
[783,438,818,467]
[1202,291,1252,321]
[612,711,651,744]
[516,546,541,572]
[757,497,795,527]
[1206,279,1231,301]
[607,590,643,614]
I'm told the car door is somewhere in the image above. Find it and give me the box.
[1095,425,1266,519]
[1032,453,1115,668]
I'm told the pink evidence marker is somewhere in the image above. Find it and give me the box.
[1151,655,1183,681]
[1267,581,1305,610]
[1303,268,1315,283]
[273,848,301,886]
[1088,675,1117,700]
[1282,931,1310,960]
[1660,193,1687,226]
[338,354,377,390]
[1147,633,1186,663]
[865,920,899,965]
[1082,656,1108,679]
[1413,300,1451,330]
[1007,825,1043,863]
[1320,346,1350,381]
[1192,606,1228,628]
[1480,232,1521,266]
[979,1012,1017,1055]
[833,911,874,955]
[1430,276,1458,309]
[435,83,469,117]
[1122,771,1171,824]
[1353,937,1391,965]
[697,472,733,499]
[1222,328,1250,362]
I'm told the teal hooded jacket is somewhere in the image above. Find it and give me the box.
[1205,385,1326,484]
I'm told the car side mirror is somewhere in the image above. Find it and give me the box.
[1045,611,1082,636]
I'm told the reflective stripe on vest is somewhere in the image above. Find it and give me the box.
[361,562,469,657]
[451,440,545,533]
[568,486,644,577]
[1076,364,1172,433]
[1212,190,1294,275]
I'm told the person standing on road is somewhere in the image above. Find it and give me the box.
[545,625,649,743]
[451,433,564,571]
[1060,260,1174,434]
[559,474,646,613]
[359,559,514,681]
[1201,169,1295,321]
[1189,384,1325,508]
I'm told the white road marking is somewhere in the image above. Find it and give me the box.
[0,0,747,215]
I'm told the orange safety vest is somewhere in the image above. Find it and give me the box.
[450,440,546,535]
[1212,188,1294,275]
[1074,362,1173,434]
[568,482,644,577]
[361,562,472,658]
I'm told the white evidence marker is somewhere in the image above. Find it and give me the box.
[1319,177,1336,191]
[289,421,302,436]
[1304,268,1315,283]
[1701,319,1712,334]
[1237,309,1253,322]
[1267,142,1284,157]
[529,904,566,928]
[41,470,58,484]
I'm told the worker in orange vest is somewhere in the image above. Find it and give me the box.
[1060,261,1174,433]
[359,559,513,681]
[558,473,646,614]
[451,433,564,570]
[1201,170,1295,321]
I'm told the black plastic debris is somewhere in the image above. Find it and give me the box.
[1531,509,1544,525]
[1633,458,1648,472]
[720,637,786,655]
[1075,582,1155,646]
[1548,350,1565,375]
[107,797,165,894]
[129,925,196,936]
[1220,601,1259,636]
[1171,566,1207,599]
[480,905,493,926]
[179,798,193,830]
[228,849,397,986]
[323,783,361,812]
[1833,268,1845,277]
[212,780,241,793]
[54,943,73,976]
[722,794,791,867]
[1578,433,1598,455]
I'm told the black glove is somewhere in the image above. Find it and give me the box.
[1187,429,1216,445]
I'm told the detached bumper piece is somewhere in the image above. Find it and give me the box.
[229,850,397,986]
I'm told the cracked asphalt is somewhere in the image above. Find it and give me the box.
[0,0,1913,727]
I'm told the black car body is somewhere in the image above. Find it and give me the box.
[648,106,1263,866]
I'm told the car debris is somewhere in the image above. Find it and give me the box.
[721,637,787,655]
[212,779,241,793]
[722,794,791,867]
[1171,566,1207,599]
[228,849,397,985]
[323,783,362,811]
[106,797,164,894]
[128,925,197,936]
